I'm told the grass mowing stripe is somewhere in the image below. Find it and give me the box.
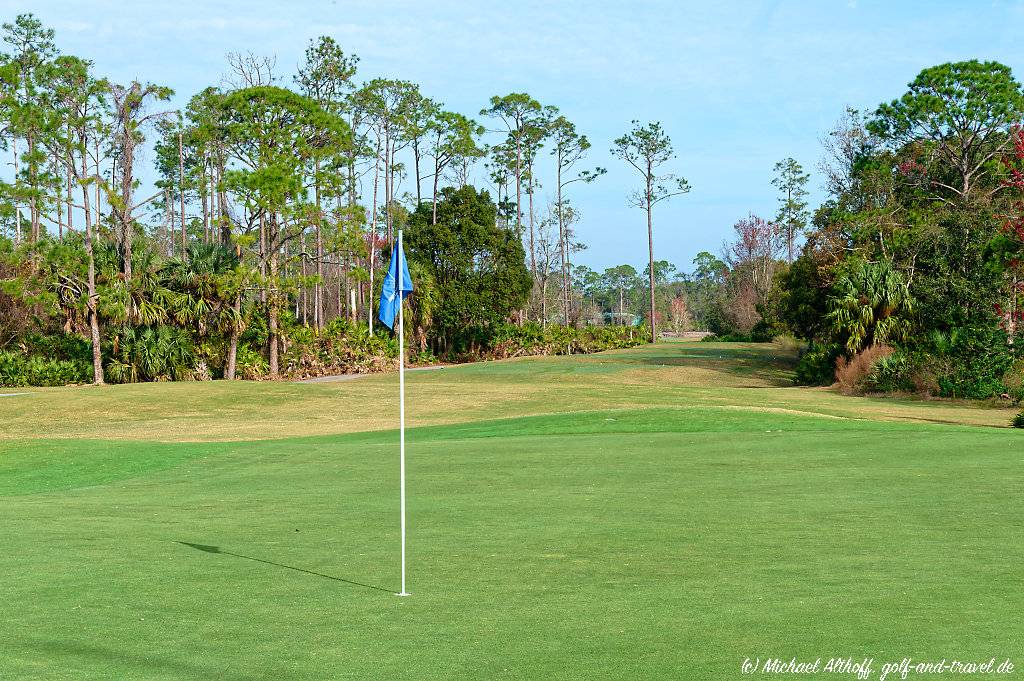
[3,406,999,497]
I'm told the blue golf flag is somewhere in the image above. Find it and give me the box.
[378,237,414,330]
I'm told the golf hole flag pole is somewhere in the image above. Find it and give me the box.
[378,228,414,597]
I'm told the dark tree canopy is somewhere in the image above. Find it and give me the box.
[405,185,531,351]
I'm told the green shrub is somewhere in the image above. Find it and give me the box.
[0,350,91,386]
[864,350,919,393]
[234,344,269,380]
[922,327,1013,400]
[794,341,841,386]
[106,325,197,383]
[1002,358,1024,402]
[23,333,93,363]
[771,335,805,355]
[281,318,398,378]
[750,318,787,342]
[700,333,753,343]
[408,349,439,365]
[486,323,646,358]
[1013,410,1024,428]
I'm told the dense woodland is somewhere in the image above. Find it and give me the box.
[579,62,1024,408]
[0,14,652,385]
[1,15,1023,414]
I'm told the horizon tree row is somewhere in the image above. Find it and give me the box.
[0,13,680,384]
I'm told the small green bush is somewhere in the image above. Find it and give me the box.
[0,350,91,386]
[23,333,93,363]
[234,344,269,380]
[922,327,1014,400]
[864,350,918,393]
[700,333,753,343]
[106,325,197,383]
[794,341,841,386]
[1012,410,1024,429]
[1002,358,1024,402]
[281,318,398,378]
[751,319,788,342]
[487,323,646,358]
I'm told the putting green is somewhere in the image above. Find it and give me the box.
[1,342,1021,679]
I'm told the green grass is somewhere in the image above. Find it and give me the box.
[1,341,1022,679]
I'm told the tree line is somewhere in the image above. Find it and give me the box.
[580,58,1024,414]
[681,60,1024,406]
[0,14,679,385]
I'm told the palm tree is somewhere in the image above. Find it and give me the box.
[827,260,914,353]
[164,242,246,378]
[406,259,437,354]
[95,239,173,327]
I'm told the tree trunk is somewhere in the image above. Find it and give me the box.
[120,136,135,281]
[646,195,656,344]
[541,278,547,327]
[301,232,309,326]
[178,133,187,258]
[515,130,523,238]
[527,168,536,277]
[1009,274,1019,347]
[88,298,103,384]
[225,292,242,380]
[218,160,230,243]
[557,162,568,325]
[388,142,398,244]
[11,140,20,245]
[80,143,104,385]
[94,139,101,236]
[55,153,64,239]
[28,130,39,243]
[432,157,441,225]
[201,158,209,251]
[268,219,280,378]
[66,132,74,235]
[414,142,422,206]
[368,136,381,335]
[314,159,323,329]
[208,163,216,244]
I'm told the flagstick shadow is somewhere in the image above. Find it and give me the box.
[175,542,394,594]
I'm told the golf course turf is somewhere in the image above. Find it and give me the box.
[1,340,1021,679]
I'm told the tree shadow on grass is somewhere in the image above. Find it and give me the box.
[175,542,393,594]
[634,345,799,386]
[13,638,255,681]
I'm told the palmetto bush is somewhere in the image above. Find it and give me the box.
[0,351,91,386]
[281,318,399,378]
[106,325,197,383]
[233,344,269,381]
[862,327,1015,399]
[827,260,913,353]
[793,341,842,386]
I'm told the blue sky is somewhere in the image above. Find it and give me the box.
[9,0,1024,273]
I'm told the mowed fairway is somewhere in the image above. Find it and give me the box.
[1,341,1021,680]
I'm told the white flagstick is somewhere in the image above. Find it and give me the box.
[397,229,410,597]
